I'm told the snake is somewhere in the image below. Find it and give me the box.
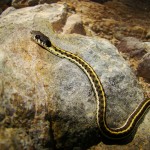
[30,30,150,140]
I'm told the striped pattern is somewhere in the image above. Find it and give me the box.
[31,30,150,140]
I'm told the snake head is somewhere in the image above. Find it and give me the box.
[30,30,51,47]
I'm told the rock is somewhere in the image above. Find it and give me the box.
[146,29,150,39]
[137,53,150,81]
[0,3,149,150]
[144,42,150,53]
[12,0,38,8]
[117,37,147,58]
[0,107,5,122]
[62,14,86,35]
[0,128,34,150]
[12,0,59,8]
[0,7,16,17]
[114,31,124,40]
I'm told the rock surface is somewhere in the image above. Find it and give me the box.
[12,0,59,8]
[117,37,150,81]
[117,37,147,58]
[0,128,34,150]
[62,14,86,35]
[0,3,149,150]
[137,53,150,81]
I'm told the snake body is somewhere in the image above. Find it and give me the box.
[31,30,150,140]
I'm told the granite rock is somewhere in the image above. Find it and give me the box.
[12,0,59,8]
[137,52,150,81]
[117,37,147,58]
[62,14,86,35]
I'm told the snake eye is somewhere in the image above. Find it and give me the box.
[45,39,51,47]
[35,35,40,39]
